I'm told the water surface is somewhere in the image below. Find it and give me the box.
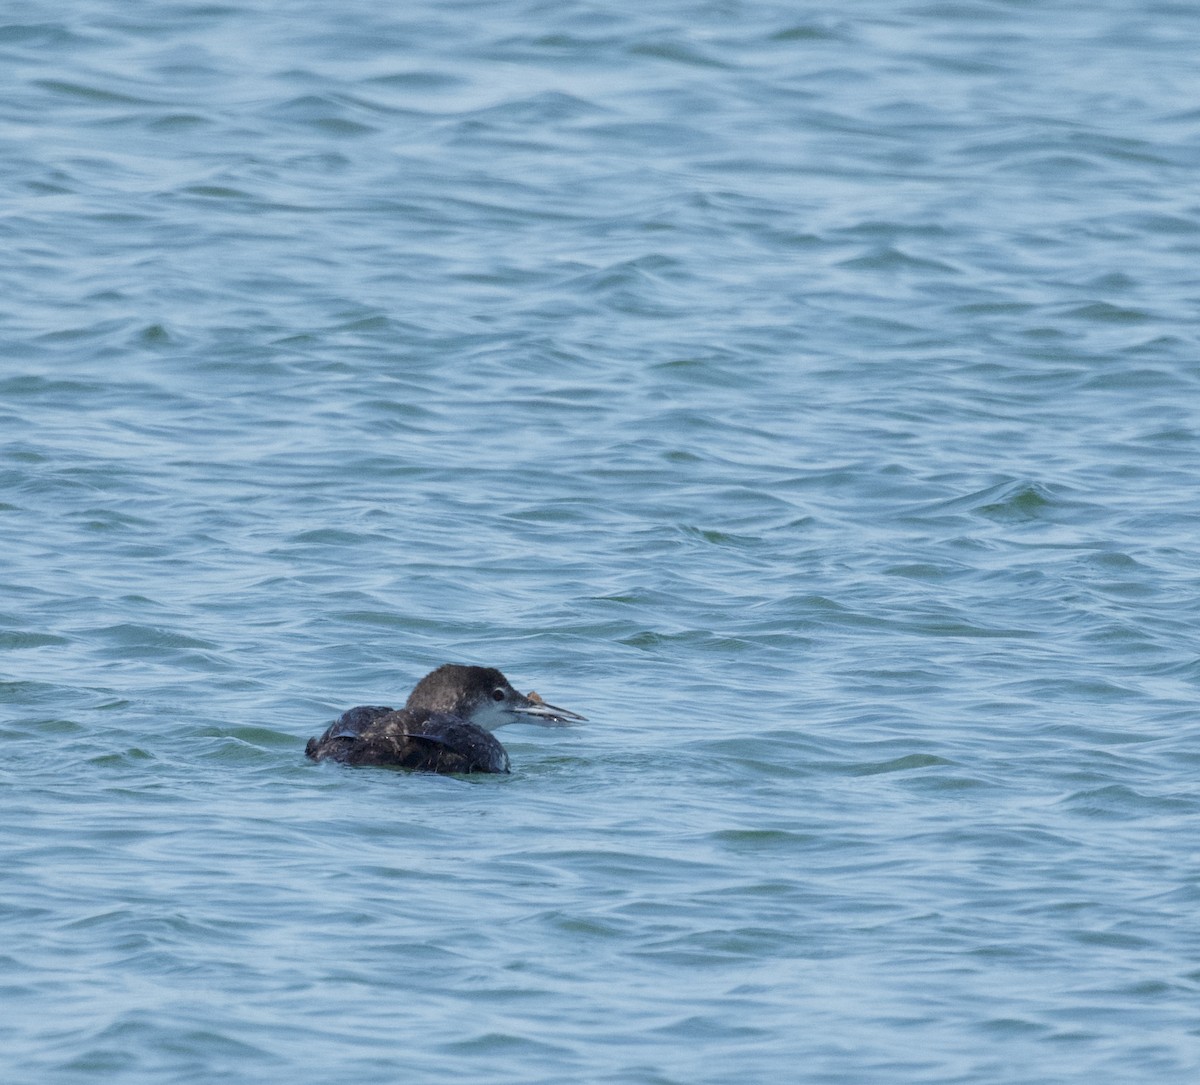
[3,2,1200,1082]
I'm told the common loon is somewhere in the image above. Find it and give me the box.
[304,664,586,774]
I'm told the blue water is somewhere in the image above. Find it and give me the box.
[4,1,1200,1082]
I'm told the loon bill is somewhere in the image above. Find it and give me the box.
[304,664,586,775]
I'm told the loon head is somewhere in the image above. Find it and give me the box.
[404,664,587,732]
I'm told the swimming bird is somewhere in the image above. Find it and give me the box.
[305,664,586,775]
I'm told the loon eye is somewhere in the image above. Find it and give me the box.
[492,688,506,702]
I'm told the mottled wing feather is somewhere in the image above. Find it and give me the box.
[407,713,511,774]
[327,705,394,739]
[306,707,509,774]
[305,705,393,759]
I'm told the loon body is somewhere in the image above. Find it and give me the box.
[305,664,585,775]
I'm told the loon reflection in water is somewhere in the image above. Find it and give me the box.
[305,664,586,775]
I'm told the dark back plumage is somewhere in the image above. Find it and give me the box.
[305,705,509,773]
